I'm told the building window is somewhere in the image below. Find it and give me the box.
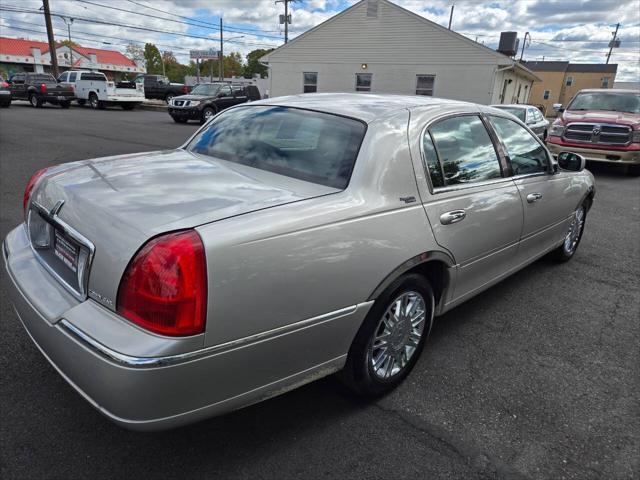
[601,76,609,88]
[565,76,573,86]
[303,72,317,93]
[543,90,550,100]
[355,73,372,92]
[416,75,435,96]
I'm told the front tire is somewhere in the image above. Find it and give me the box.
[165,93,175,104]
[550,202,587,262]
[200,106,216,124]
[340,273,434,397]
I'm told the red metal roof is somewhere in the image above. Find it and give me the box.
[0,36,136,67]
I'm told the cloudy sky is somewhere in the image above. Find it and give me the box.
[0,0,638,80]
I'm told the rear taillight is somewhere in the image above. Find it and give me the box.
[1,81,8,88]
[182,85,189,94]
[117,230,207,337]
[23,167,49,216]
[40,83,47,93]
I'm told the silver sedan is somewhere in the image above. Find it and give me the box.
[491,104,550,140]
[4,93,594,430]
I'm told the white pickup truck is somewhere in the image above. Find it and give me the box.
[57,70,145,110]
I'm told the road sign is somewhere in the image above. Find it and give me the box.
[190,49,219,60]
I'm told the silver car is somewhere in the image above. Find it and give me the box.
[491,104,550,141]
[4,94,595,430]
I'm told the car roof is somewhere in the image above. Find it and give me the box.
[252,93,470,123]
[578,89,639,94]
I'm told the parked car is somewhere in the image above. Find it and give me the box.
[491,104,550,140]
[0,75,11,107]
[7,72,74,108]
[57,70,144,110]
[547,88,640,175]
[5,94,595,431]
[168,83,261,124]
[134,74,189,103]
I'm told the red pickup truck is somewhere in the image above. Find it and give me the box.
[547,89,640,175]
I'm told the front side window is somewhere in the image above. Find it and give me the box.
[303,72,317,93]
[187,106,366,189]
[68,72,77,82]
[428,115,502,186]
[218,85,232,97]
[489,115,549,175]
[566,76,573,86]
[416,75,435,96]
[57,72,68,82]
[543,90,550,100]
[355,73,372,92]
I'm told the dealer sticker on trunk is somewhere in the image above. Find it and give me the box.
[53,230,79,273]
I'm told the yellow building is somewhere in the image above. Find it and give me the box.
[524,61,617,116]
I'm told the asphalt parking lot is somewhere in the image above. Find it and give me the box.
[1,102,639,480]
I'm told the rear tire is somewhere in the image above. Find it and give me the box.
[59,101,71,109]
[340,273,434,397]
[0,101,9,108]
[89,93,99,109]
[29,93,42,108]
[550,202,587,262]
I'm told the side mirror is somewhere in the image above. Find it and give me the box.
[552,103,564,112]
[557,152,585,172]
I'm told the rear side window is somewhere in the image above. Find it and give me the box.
[80,73,106,81]
[489,115,549,175]
[427,115,502,187]
[187,106,366,189]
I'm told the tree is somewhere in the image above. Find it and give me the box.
[243,48,273,78]
[58,39,79,48]
[162,50,188,83]
[143,43,163,74]
[125,43,145,65]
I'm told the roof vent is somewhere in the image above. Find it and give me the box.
[497,32,518,57]
[367,0,379,18]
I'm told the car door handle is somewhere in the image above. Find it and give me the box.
[526,193,543,203]
[440,210,466,225]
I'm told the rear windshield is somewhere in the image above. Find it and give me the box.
[494,106,526,122]
[567,92,640,114]
[187,106,366,189]
[29,74,56,83]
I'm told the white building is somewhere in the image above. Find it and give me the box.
[261,0,539,104]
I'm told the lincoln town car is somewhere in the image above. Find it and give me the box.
[4,93,595,430]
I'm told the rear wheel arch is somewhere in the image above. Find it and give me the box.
[367,252,453,311]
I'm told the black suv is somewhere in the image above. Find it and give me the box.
[168,83,261,124]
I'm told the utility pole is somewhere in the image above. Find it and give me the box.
[42,0,58,77]
[276,0,294,43]
[606,23,620,64]
[520,31,530,61]
[219,18,223,81]
[448,4,454,30]
[61,17,74,69]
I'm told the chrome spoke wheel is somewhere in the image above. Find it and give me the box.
[563,206,585,254]
[370,291,426,380]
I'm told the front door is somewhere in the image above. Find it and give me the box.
[486,114,580,264]
[215,85,236,110]
[416,113,524,302]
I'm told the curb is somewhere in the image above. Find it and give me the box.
[138,102,168,112]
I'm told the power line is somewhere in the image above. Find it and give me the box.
[0,5,277,48]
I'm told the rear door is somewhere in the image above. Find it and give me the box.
[486,114,580,263]
[412,112,524,302]
[9,73,26,99]
[232,86,247,105]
